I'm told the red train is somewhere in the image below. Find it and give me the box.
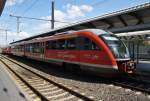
[10,29,135,77]
[1,46,11,54]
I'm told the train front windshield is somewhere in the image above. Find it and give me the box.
[100,34,130,59]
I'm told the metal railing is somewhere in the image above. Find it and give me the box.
[122,38,150,61]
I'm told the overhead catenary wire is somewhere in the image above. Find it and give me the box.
[9,14,71,24]
[0,29,10,45]
[90,0,110,6]
[22,0,39,15]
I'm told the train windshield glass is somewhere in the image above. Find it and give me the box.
[100,34,130,59]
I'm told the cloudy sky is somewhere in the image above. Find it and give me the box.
[0,0,149,46]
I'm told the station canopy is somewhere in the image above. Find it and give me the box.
[116,30,150,40]
[0,0,6,16]
[11,2,150,44]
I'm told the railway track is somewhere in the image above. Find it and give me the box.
[112,74,150,94]
[0,55,150,101]
[0,55,95,101]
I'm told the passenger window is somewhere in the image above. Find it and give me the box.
[91,41,99,50]
[84,38,91,50]
[66,38,76,50]
[34,42,44,53]
[40,43,44,53]
[46,41,52,49]
[47,38,76,50]
[47,40,66,50]
[30,44,33,53]
[58,39,66,49]
[51,40,57,49]
[35,43,40,53]
[26,44,30,52]
[83,37,99,50]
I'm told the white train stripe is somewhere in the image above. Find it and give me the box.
[45,57,118,70]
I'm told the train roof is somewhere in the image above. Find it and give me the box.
[25,29,108,43]
[45,29,109,39]
[79,29,107,35]
[11,29,109,45]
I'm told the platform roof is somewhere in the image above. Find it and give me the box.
[116,30,150,37]
[0,0,6,16]
[11,2,150,44]
[116,30,150,40]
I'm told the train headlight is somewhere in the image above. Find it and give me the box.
[127,62,135,69]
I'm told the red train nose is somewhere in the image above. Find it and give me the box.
[117,60,136,73]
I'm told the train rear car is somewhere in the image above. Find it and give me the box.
[1,46,11,54]
[24,38,45,60]
[11,42,25,56]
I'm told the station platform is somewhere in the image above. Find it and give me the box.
[136,60,150,75]
[0,61,31,101]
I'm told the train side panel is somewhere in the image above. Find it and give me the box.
[44,31,119,76]
[24,42,45,61]
[11,43,25,56]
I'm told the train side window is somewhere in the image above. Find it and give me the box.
[25,45,27,52]
[40,42,44,53]
[83,37,100,50]
[37,43,40,52]
[26,44,30,52]
[66,38,76,50]
[32,42,43,53]
[32,43,35,53]
[21,45,24,52]
[51,40,57,49]
[19,46,21,52]
[46,41,52,49]
[91,41,99,50]
[34,43,39,53]
[47,40,60,50]
[84,38,91,50]
[58,39,66,49]
[30,44,33,53]
[27,44,30,52]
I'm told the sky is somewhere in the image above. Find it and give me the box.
[0,0,150,46]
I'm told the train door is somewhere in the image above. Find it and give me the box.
[40,42,45,59]
[77,36,104,66]
[32,42,44,60]
[23,43,25,56]
[63,37,80,62]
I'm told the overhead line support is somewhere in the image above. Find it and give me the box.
[0,29,10,45]
[51,1,55,29]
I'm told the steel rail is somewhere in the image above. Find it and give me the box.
[112,75,150,94]
[0,58,49,101]
[0,55,94,101]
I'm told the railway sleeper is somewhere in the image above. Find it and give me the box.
[42,89,63,96]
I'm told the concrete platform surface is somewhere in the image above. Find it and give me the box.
[0,62,31,101]
[136,60,150,75]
